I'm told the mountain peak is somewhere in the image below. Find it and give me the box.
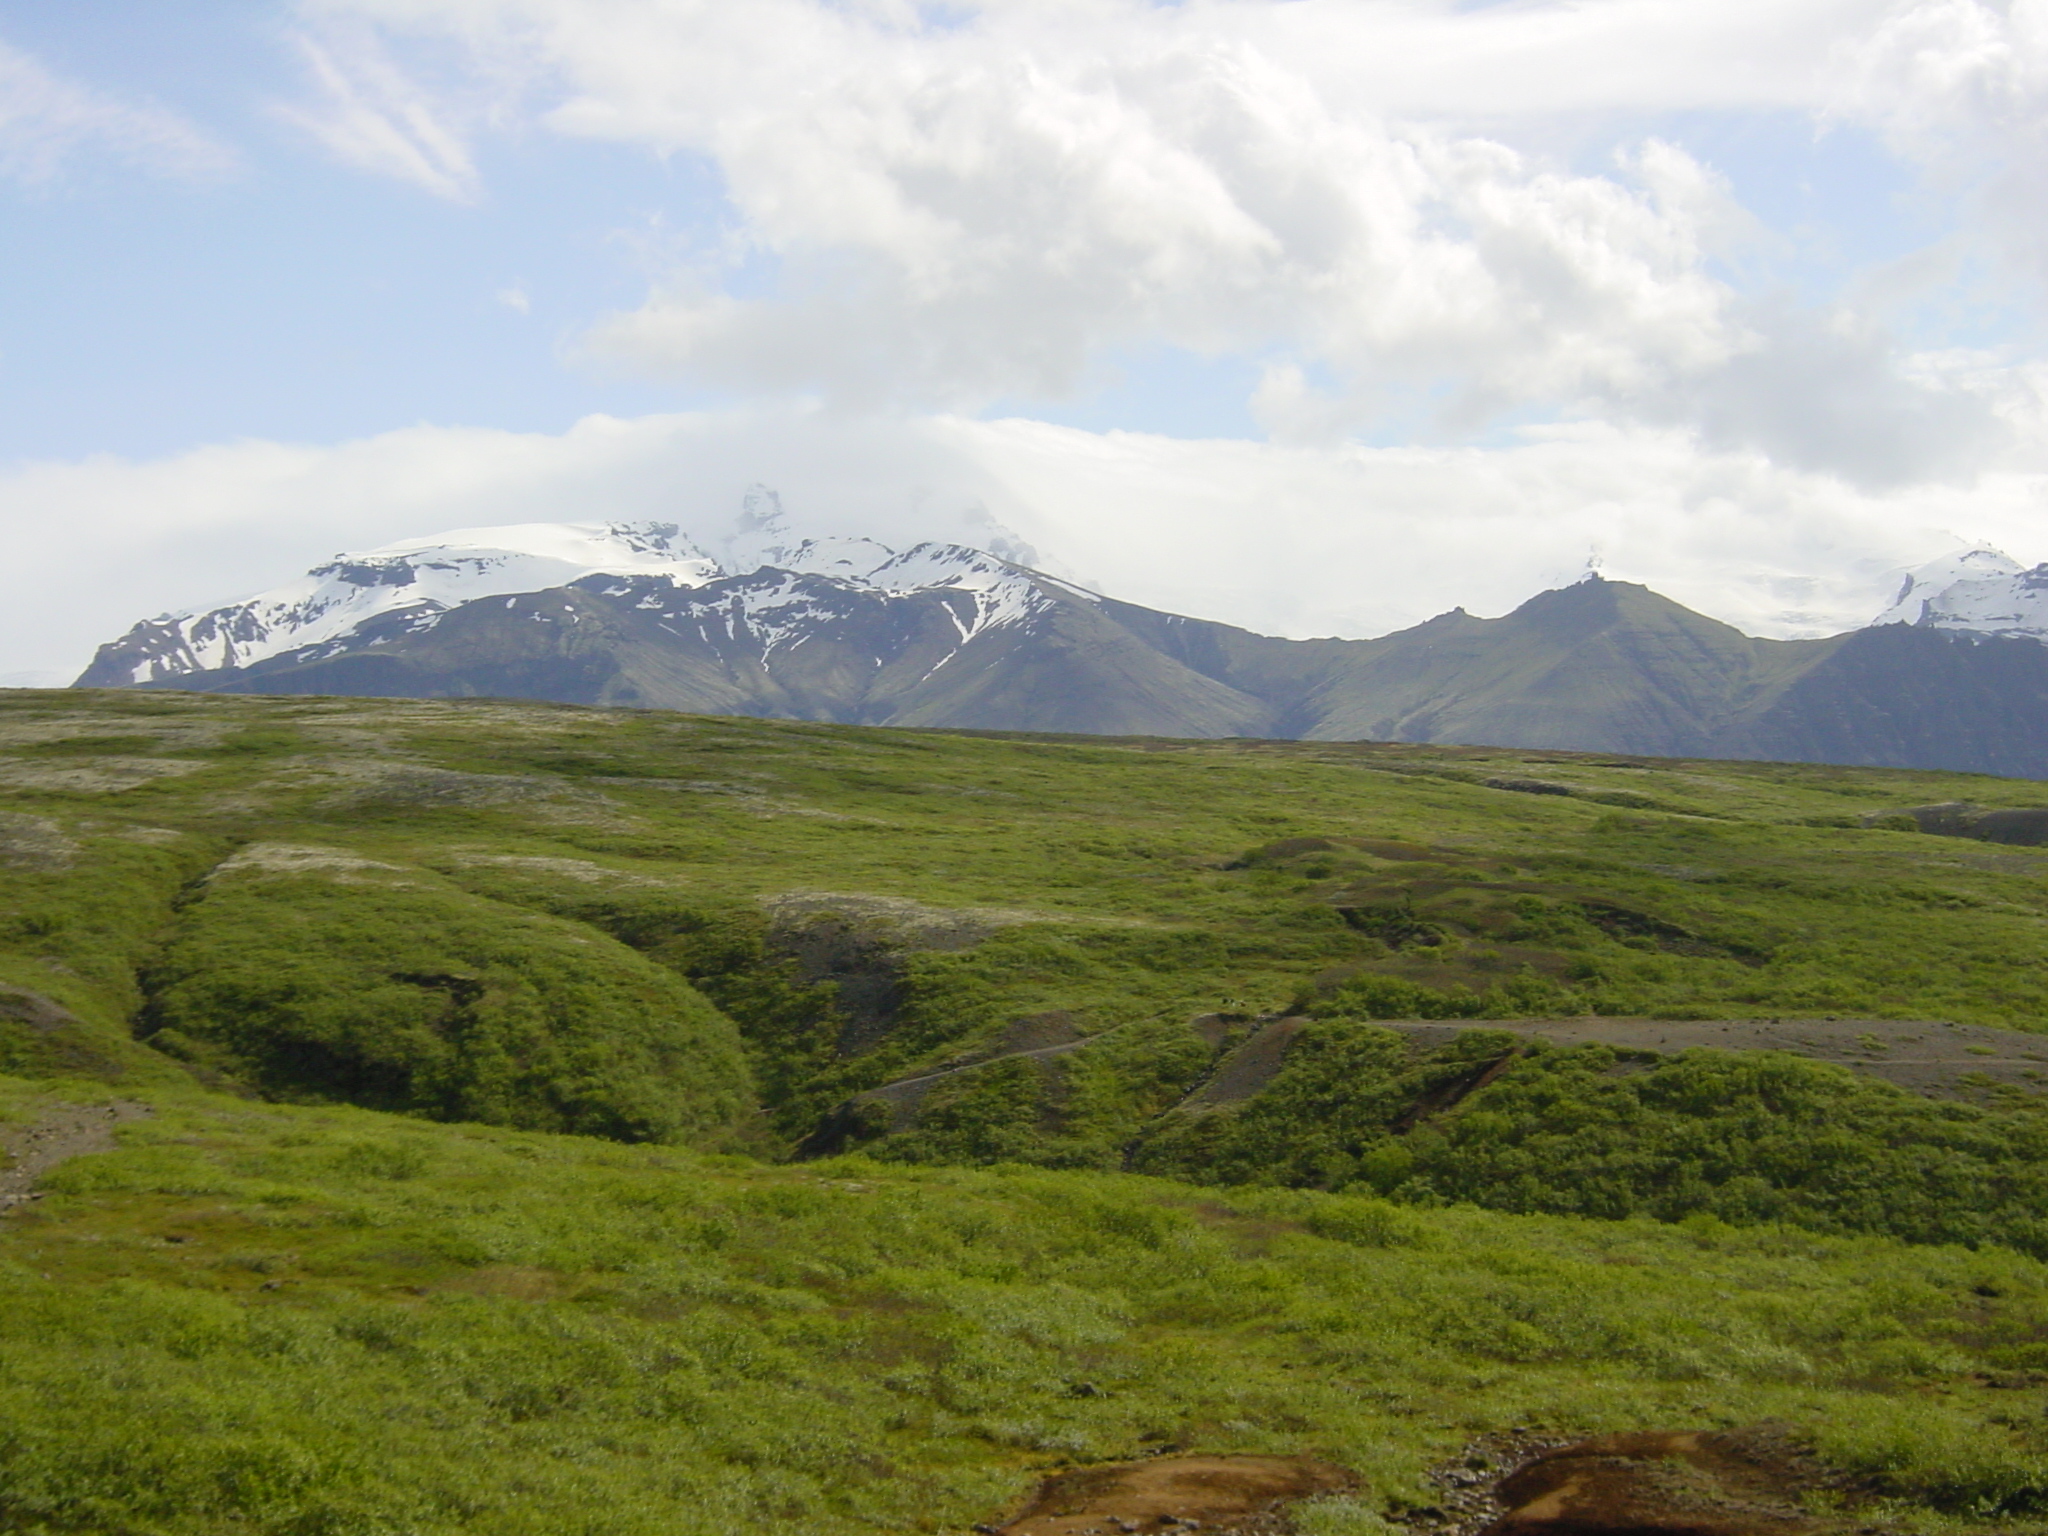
[76,521,725,686]
[73,506,1075,689]
[1873,547,2048,641]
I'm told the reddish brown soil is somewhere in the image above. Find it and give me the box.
[989,1455,1352,1535]
[1477,1429,1856,1536]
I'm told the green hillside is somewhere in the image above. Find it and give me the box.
[12,686,2048,1530]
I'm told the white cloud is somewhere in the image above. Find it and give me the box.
[275,23,487,201]
[0,37,237,186]
[536,2,1751,417]
[1250,0,1883,119]
[283,0,2029,486]
[9,407,2045,682]
[1636,304,2020,487]
[1830,0,2048,282]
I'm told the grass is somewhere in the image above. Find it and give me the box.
[9,691,2048,1180]
[139,864,754,1145]
[1130,1025,2048,1254]
[7,1073,2048,1534]
[13,689,2048,1528]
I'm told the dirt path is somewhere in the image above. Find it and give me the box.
[857,1039,1093,1119]
[826,1007,2048,1162]
[0,1100,151,1215]
[858,1010,2048,1143]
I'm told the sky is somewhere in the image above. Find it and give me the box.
[3,0,2047,683]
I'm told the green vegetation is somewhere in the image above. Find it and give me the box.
[141,866,755,1145]
[9,1074,2048,1534]
[1133,1025,2048,1254]
[8,691,2048,1189]
[14,689,2048,1528]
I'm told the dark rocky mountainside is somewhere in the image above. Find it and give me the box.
[91,562,2048,776]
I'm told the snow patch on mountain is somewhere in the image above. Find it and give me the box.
[79,488,1082,688]
[80,522,721,686]
[705,571,859,658]
[1872,548,2048,642]
[869,543,1058,640]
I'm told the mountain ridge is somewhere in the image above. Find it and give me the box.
[72,518,2048,776]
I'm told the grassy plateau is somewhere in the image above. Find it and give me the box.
[7,687,2048,1533]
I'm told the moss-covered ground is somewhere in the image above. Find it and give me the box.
[9,688,2048,1530]
[10,689,2048,1059]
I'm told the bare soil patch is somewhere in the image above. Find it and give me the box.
[1179,1018,1309,1110]
[988,1455,1352,1535]
[0,810,78,870]
[0,1100,152,1215]
[0,987,80,1037]
[1474,1428,1858,1536]
[208,843,409,880]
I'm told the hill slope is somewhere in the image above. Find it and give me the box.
[13,686,2048,1191]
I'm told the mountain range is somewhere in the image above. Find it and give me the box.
[73,495,2048,776]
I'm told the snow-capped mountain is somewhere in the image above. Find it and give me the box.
[1872,548,2048,642]
[70,523,2048,776]
[80,521,723,687]
[77,490,1068,690]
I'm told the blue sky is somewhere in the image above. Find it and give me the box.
[2,0,2045,679]
[0,0,697,458]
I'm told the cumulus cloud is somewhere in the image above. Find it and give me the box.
[1635,305,2019,488]
[8,407,2043,681]
[0,36,237,186]
[1249,0,1880,119]
[279,0,2031,486]
[500,1,1750,416]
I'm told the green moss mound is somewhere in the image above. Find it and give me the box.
[142,871,756,1144]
